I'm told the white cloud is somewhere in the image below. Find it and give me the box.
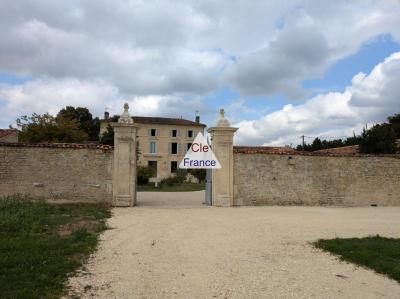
[234,52,400,146]
[0,0,399,98]
[0,78,206,127]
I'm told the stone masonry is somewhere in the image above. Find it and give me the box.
[0,144,112,202]
[233,153,400,206]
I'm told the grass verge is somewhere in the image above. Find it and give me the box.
[137,182,205,192]
[314,235,400,283]
[0,195,111,299]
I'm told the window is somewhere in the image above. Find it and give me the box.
[171,142,178,154]
[148,161,157,177]
[150,128,157,136]
[186,143,192,152]
[171,129,178,137]
[150,141,156,153]
[187,130,193,138]
[170,161,177,173]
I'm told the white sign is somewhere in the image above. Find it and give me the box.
[179,132,221,169]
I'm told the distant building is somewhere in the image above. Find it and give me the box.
[0,129,19,143]
[100,113,206,179]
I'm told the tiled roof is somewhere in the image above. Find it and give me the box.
[234,146,298,154]
[0,129,18,139]
[132,116,206,127]
[313,145,360,155]
[0,142,113,152]
[233,145,399,158]
[101,116,206,127]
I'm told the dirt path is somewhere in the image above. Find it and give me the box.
[68,191,400,298]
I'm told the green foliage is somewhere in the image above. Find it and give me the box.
[159,169,188,187]
[17,113,89,143]
[99,115,120,145]
[298,112,399,154]
[137,182,205,192]
[314,235,400,282]
[99,124,114,145]
[0,195,110,299]
[359,123,396,154]
[137,166,155,185]
[188,169,207,182]
[57,106,100,141]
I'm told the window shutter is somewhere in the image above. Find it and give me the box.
[148,129,151,136]
[156,129,160,136]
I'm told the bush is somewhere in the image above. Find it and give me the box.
[137,166,155,185]
[359,123,396,154]
[159,169,187,187]
[188,169,206,182]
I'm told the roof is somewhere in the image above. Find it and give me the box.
[0,142,113,152]
[132,116,206,127]
[313,145,360,155]
[100,116,206,127]
[0,129,18,139]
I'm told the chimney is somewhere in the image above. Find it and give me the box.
[195,110,200,123]
[104,111,110,120]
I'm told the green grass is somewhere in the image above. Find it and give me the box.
[137,182,205,192]
[0,195,111,299]
[314,235,400,283]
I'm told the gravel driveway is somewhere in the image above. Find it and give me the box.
[68,191,400,298]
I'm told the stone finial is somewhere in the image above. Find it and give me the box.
[216,108,230,127]
[118,102,133,124]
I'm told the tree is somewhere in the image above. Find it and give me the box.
[99,115,120,145]
[57,106,100,141]
[17,113,88,143]
[359,123,396,154]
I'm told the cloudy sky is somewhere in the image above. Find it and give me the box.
[1,0,400,146]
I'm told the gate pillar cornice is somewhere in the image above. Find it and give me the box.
[111,103,139,207]
[208,108,238,207]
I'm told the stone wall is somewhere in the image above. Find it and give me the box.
[233,153,400,206]
[0,143,113,202]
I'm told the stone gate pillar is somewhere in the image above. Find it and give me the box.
[111,103,138,207]
[208,109,238,207]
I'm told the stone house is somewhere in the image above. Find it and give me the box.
[0,129,19,143]
[100,113,206,179]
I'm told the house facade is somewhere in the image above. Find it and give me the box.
[100,114,206,179]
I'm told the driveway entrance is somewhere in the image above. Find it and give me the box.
[68,206,400,298]
[137,191,206,208]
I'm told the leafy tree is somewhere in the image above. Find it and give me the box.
[99,115,119,145]
[359,123,396,154]
[388,113,400,138]
[99,124,114,145]
[17,113,88,143]
[57,106,99,141]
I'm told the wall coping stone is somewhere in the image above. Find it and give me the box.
[233,146,400,158]
[0,142,113,152]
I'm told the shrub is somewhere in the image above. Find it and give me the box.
[188,169,206,182]
[137,166,154,185]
